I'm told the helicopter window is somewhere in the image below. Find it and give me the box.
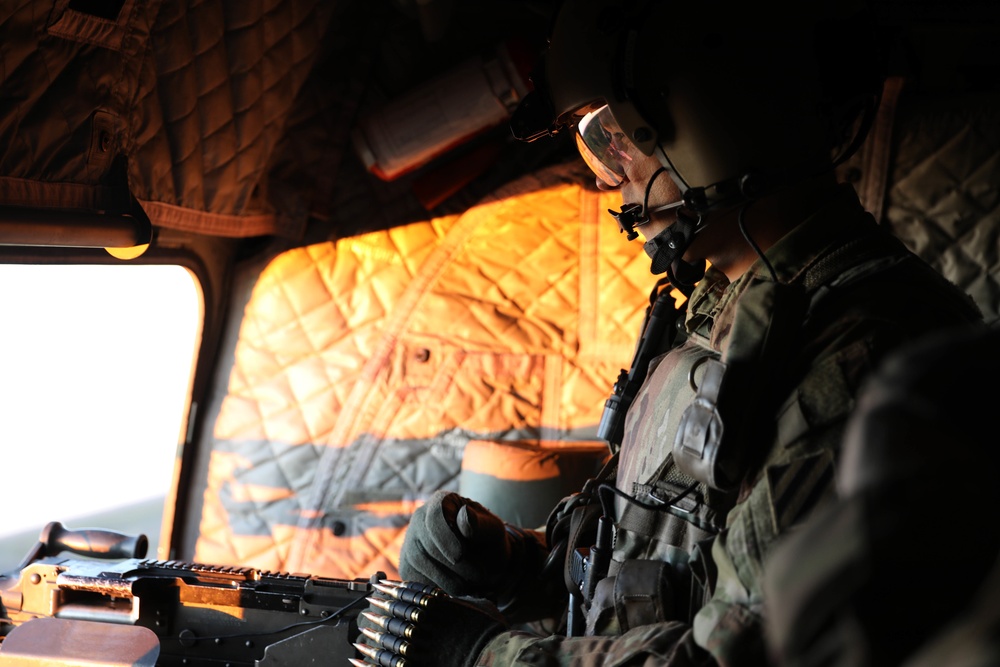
[0,264,202,570]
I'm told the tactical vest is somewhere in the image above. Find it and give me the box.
[566,228,917,637]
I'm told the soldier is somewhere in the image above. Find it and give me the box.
[353,0,984,665]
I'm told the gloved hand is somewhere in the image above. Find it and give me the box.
[353,580,506,667]
[399,490,545,600]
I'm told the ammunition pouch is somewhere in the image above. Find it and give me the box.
[585,553,693,636]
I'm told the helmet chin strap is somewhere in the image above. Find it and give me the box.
[643,208,706,290]
[607,167,706,287]
[609,200,684,241]
[608,167,680,241]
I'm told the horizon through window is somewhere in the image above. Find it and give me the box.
[0,263,202,568]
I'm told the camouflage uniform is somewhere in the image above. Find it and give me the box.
[476,185,982,666]
[763,325,999,667]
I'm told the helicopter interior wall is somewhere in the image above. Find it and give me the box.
[176,160,653,576]
[0,0,998,580]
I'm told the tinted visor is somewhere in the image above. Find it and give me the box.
[575,105,634,188]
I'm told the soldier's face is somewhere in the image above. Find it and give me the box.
[613,151,683,242]
[577,105,682,242]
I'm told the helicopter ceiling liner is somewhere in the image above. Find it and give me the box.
[1,0,997,250]
[0,0,558,243]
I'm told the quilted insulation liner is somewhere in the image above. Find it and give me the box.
[0,0,364,238]
[195,167,658,577]
[883,92,1000,324]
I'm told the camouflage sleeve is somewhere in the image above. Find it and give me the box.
[475,622,715,667]
[690,527,768,665]
[690,427,841,662]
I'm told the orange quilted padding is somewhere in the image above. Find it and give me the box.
[195,166,659,577]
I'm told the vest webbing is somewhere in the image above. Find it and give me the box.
[615,226,913,538]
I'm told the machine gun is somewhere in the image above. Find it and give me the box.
[0,521,374,665]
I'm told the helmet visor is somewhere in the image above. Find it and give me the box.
[575,105,634,188]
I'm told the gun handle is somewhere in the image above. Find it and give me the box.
[40,521,148,560]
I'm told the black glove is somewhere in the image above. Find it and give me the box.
[399,490,545,600]
[353,580,506,667]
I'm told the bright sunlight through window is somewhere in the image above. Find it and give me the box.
[0,264,201,569]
